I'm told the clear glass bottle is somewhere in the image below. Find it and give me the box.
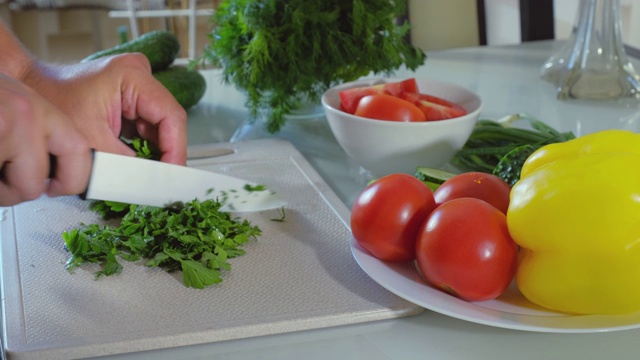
[540,0,585,85]
[556,0,640,100]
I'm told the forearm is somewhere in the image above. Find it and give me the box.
[0,19,37,82]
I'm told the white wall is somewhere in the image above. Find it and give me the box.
[553,0,580,38]
[409,0,480,51]
[619,0,640,48]
[485,0,520,45]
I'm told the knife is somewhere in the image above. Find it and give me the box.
[186,145,235,160]
[79,151,285,212]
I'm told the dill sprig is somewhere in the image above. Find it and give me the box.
[202,0,426,133]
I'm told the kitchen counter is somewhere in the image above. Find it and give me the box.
[24,40,640,359]
[111,40,640,360]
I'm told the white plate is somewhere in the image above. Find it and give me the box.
[350,236,640,333]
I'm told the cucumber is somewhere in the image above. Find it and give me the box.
[83,30,180,72]
[415,166,457,185]
[153,66,207,110]
[422,180,441,192]
[369,176,440,192]
[492,144,539,187]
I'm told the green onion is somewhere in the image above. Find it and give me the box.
[452,113,576,173]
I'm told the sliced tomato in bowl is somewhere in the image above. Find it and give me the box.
[401,92,467,121]
[339,78,419,114]
[354,94,426,122]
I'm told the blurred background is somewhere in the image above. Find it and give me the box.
[0,0,638,63]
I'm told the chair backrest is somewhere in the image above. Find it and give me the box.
[519,0,555,42]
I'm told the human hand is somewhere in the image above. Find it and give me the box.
[26,53,187,165]
[0,74,92,206]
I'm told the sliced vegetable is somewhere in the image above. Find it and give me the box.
[339,78,419,114]
[400,92,467,121]
[414,166,456,185]
[354,94,426,122]
[64,199,261,289]
[63,137,262,289]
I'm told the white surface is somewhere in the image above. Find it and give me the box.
[174,40,640,360]
[0,139,420,359]
[321,77,482,178]
[351,236,640,333]
[6,40,640,359]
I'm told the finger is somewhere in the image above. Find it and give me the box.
[46,131,93,197]
[94,132,137,158]
[0,151,48,206]
[135,118,158,144]
[30,93,93,197]
[121,71,187,165]
[0,82,49,205]
[119,117,140,139]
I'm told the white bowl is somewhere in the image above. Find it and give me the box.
[322,77,482,177]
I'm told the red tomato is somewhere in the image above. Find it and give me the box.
[433,172,511,214]
[339,78,419,114]
[354,94,426,122]
[351,173,437,262]
[416,198,518,301]
[401,92,467,121]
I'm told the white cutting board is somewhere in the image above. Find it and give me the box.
[0,139,422,360]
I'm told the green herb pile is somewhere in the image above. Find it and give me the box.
[202,0,426,133]
[452,113,576,186]
[62,138,262,289]
[63,200,261,289]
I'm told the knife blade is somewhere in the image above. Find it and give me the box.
[83,151,285,212]
[187,145,235,160]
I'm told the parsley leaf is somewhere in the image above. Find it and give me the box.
[63,199,262,288]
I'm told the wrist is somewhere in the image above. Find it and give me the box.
[0,21,38,82]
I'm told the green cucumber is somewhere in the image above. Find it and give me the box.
[422,181,441,192]
[415,167,457,185]
[153,66,206,110]
[83,30,180,72]
[492,144,539,187]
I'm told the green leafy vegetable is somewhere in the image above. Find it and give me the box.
[492,144,539,186]
[452,113,576,174]
[88,137,158,219]
[270,206,286,222]
[63,199,262,289]
[88,200,130,220]
[202,0,426,133]
[121,137,158,160]
[244,184,267,192]
[66,136,262,288]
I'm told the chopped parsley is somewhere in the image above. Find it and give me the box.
[63,199,261,289]
[244,184,268,192]
[64,138,261,289]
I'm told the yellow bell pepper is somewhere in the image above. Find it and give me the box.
[508,129,640,315]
